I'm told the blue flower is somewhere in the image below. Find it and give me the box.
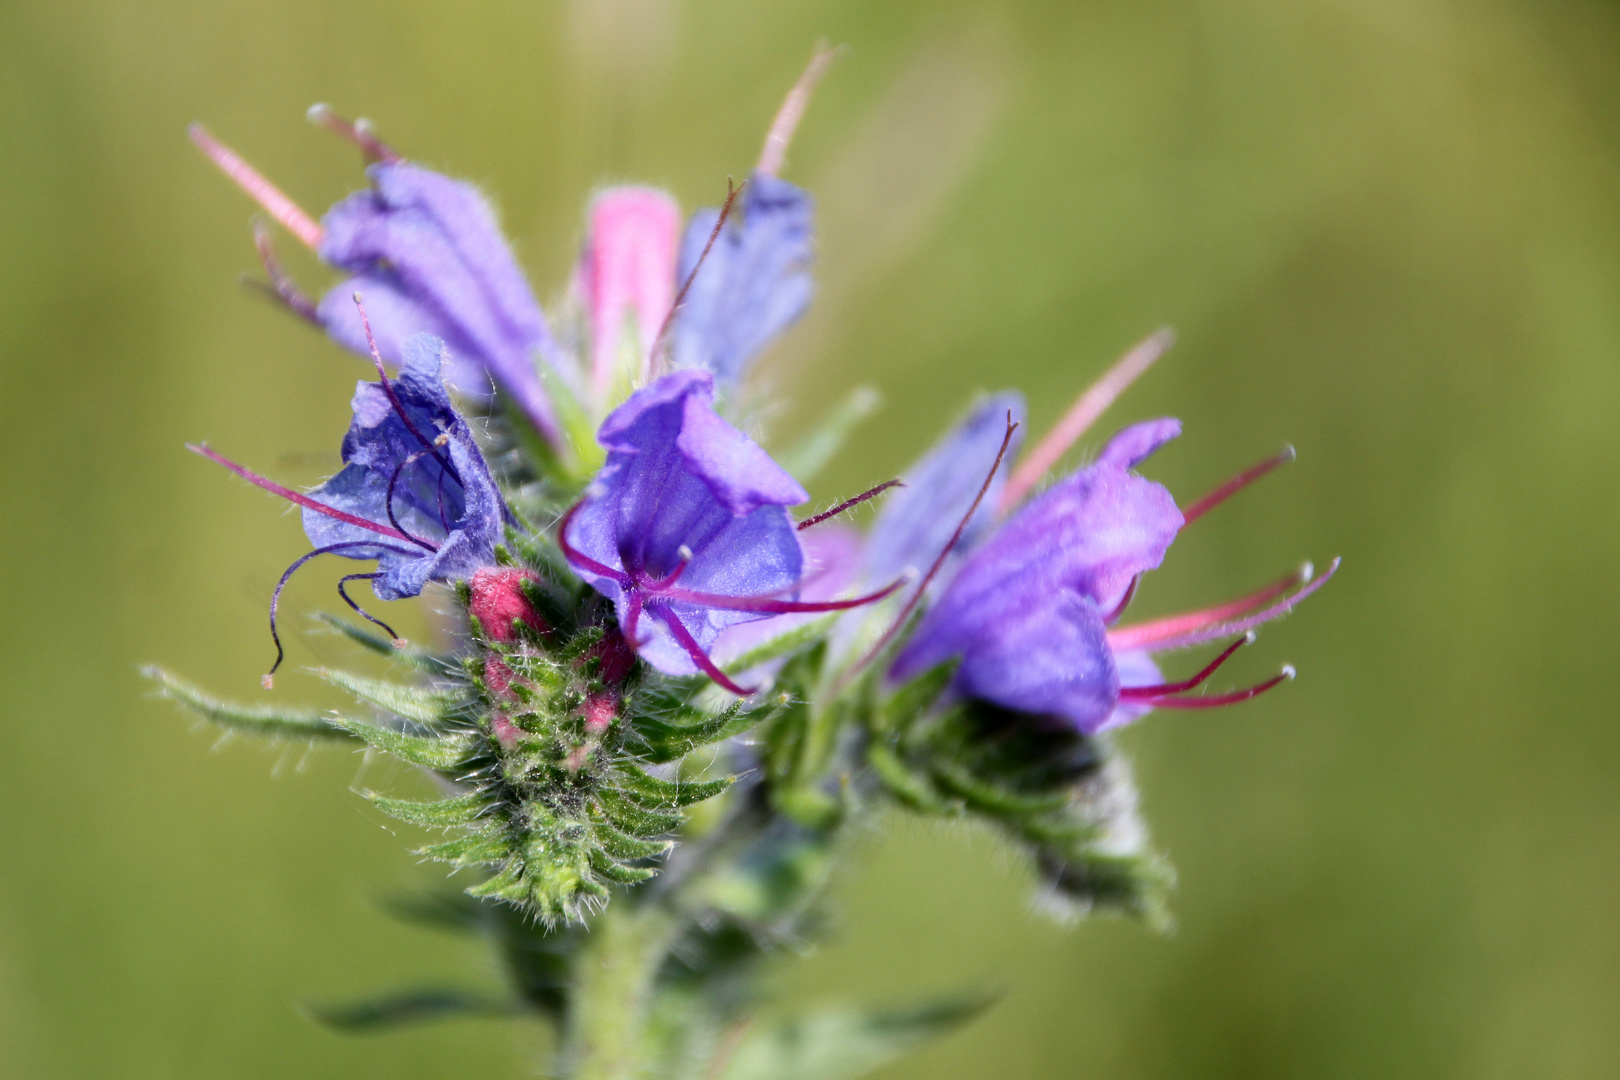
[558,370,897,693]
[190,332,506,684]
[316,162,567,446]
[670,173,815,388]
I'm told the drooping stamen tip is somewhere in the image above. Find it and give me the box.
[677,544,695,562]
[391,638,409,649]
[261,673,275,690]
[306,102,333,123]
[1244,630,1258,645]
[1281,664,1297,680]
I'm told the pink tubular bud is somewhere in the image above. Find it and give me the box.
[469,567,549,644]
[579,187,682,397]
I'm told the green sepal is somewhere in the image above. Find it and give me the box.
[613,766,733,808]
[632,701,749,764]
[877,660,957,735]
[333,718,471,770]
[303,987,515,1032]
[928,761,1072,816]
[598,787,682,835]
[722,616,838,677]
[142,667,350,741]
[365,791,489,829]
[318,669,458,727]
[315,613,448,672]
[718,992,995,1080]
[587,846,658,885]
[866,739,956,814]
[418,831,509,867]
[592,821,672,861]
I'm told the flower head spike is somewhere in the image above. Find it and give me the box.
[558,370,899,693]
[891,419,1185,731]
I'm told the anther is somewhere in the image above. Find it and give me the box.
[306,103,401,164]
[999,328,1174,513]
[188,124,325,250]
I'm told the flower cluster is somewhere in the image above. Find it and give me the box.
[156,49,1335,1074]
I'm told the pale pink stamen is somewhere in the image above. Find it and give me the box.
[188,124,325,250]
[1181,445,1296,527]
[998,327,1174,514]
[757,43,841,177]
[1108,558,1339,653]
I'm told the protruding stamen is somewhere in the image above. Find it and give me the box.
[1180,445,1296,527]
[336,572,402,642]
[264,541,419,687]
[246,221,319,323]
[306,103,400,164]
[555,502,634,586]
[998,328,1174,514]
[1119,633,1252,699]
[648,178,746,375]
[659,576,905,615]
[1144,666,1294,709]
[1109,558,1339,653]
[852,412,1020,678]
[757,43,842,177]
[651,604,756,697]
[384,448,449,548]
[353,294,463,486]
[188,124,325,250]
[797,479,903,531]
[1101,575,1139,626]
[188,442,427,546]
[1107,564,1310,651]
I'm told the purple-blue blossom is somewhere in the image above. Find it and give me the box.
[670,173,814,387]
[558,369,896,693]
[891,419,1186,732]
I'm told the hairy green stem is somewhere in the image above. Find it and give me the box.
[565,902,679,1080]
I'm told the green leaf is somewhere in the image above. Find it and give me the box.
[142,667,351,740]
[333,718,470,770]
[365,791,489,829]
[613,766,732,808]
[587,846,658,885]
[719,994,995,1080]
[418,831,510,866]
[304,987,514,1032]
[634,700,766,764]
[592,822,671,861]
[777,385,883,482]
[929,761,1072,816]
[317,669,456,726]
[597,787,682,835]
[722,617,837,676]
[315,613,446,672]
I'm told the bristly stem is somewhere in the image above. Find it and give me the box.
[565,905,678,1080]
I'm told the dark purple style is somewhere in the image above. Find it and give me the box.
[189,331,505,684]
[671,173,815,387]
[317,162,565,444]
[558,369,898,694]
[891,419,1185,732]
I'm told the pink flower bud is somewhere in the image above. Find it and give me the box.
[470,567,549,643]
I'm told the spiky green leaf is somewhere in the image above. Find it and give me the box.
[318,669,458,726]
[613,766,732,809]
[304,988,514,1031]
[142,667,351,740]
[334,718,471,770]
[366,791,489,829]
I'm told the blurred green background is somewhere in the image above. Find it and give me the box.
[4,0,1619,1076]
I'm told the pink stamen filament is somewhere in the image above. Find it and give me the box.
[188,443,427,547]
[307,103,401,164]
[353,295,463,486]
[1180,445,1296,527]
[998,328,1174,514]
[1142,668,1294,709]
[555,503,633,586]
[250,222,319,323]
[651,604,755,697]
[797,479,903,531]
[851,412,1021,679]
[1108,558,1339,653]
[1107,566,1307,651]
[1119,634,1251,699]
[188,124,325,250]
[1101,575,1139,626]
[757,44,841,177]
[658,578,904,615]
[648,178,745,376]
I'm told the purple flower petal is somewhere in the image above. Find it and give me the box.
[671,173,814,385]
[316,162,564,442]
